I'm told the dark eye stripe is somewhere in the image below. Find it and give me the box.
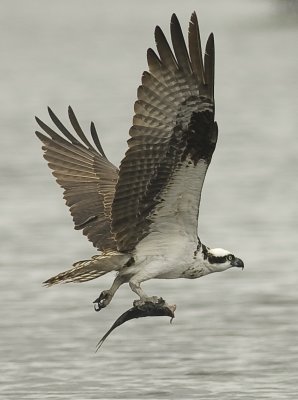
[208,255,227,264]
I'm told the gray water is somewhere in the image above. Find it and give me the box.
[1,0,298,398]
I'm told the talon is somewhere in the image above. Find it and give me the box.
[94,302,103,312]
[93,290,112,312]
[133,296,164,308]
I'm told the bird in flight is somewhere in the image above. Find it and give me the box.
[36,12,244,321]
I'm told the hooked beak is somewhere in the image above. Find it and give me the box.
[231,258,244,270]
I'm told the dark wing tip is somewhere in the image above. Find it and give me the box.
[147,47,162,71]
[188,10,206,86]
[154,24,162,37]
[189,12,197,29]
[35,130,44,138]
[171,13,179,24]
[205,32,215,55]
[47,106,55,119]
[154,24,178,72]
[204,32,215,101]
[147,47,159,61]
[35,130,46,141]
[170,12,192,74]
[90,121,107,158]
[189,12,199,33]
[67,105,77,122]
[35,115,42,126]
[207,32,215,44]
[191,10,197,19]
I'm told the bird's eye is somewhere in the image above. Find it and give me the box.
[227,255,234,261]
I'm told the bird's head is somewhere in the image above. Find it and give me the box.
[204,247,244,272]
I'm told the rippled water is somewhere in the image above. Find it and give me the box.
[1,0,297,398]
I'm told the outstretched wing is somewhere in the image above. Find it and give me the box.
[35,107,118,252]
[112,12,218,252]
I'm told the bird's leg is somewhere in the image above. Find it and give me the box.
[129,280,162,307]
[93,275,125,312]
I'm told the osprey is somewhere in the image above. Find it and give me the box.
[36,12,244,313]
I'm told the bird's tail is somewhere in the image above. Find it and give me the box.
[43,252,131,286]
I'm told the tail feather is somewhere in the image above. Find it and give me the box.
[43,252,131,286]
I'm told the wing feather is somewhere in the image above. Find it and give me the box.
[36,108,118,251]
[170,14,192,74]
[112,13,217,252]
[188,12,205,85]
[204,33,215,101]
[68,106,99,151]
[155,26,178,72]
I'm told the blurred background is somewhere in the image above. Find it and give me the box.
[0,0,297,398]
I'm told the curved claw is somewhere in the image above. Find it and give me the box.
[93,290,112,312]
[93,301,104,312]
